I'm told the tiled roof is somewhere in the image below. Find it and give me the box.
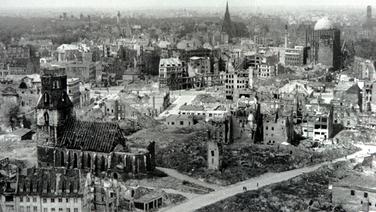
[57,119,126,153]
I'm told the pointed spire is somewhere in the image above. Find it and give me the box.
[222,1,233,38]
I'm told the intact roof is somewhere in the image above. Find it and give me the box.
[28,74,41,83]
[57,44,90,53]
[279,81,313,96]
[345,84,361,94]
[10,128,33,137]
[57,119,126,153]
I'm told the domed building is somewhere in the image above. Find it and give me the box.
[314,17,335,31]
[305,17,341,70]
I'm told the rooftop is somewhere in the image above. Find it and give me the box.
[159,58,182,67]
[179,104,205,111]
[57,119,126,153]
[17,168,82,197]
[9,128,33,137]
[314,17,335,31]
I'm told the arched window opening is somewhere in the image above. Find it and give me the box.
[67,152,71,168]
[87,154,91,169]
[44,112,49,125]
[73,153,78,169]
[81,154,85,169]
[19,82,27,89]
[101,156,106,171]
[44,93,50,104]
[94,155,98,173]
[60,151,65,167]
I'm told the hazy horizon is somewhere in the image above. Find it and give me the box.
[2,0,376,9]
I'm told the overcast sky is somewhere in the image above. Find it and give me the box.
[2,0,375,8]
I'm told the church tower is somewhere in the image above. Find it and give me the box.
[36,68,73,144]
[222,1,234,39]
[117,11,121,25]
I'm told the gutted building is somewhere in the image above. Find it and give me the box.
[35,68,155,179]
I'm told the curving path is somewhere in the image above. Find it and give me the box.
[160,144,376,212]
[156,167,223,191]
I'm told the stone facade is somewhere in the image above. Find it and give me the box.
[207,140,222,170]
[35,68,155,179]
[37,145,154,179]
[165,114,194,128]
[306,27,341,70]
[263,112,294,145]
[0,168,87,212]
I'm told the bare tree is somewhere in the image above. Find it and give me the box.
[0,102,20,131]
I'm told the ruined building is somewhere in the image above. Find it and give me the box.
[305,17,341,70]
[0,168,86,212]
[35,68,155,179]
[207,130,223,170]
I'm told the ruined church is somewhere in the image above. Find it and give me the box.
[35,68,155,179]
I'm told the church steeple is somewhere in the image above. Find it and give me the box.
[222,1,234,38]
[36,68,73,144]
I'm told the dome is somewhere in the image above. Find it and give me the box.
[314,17,334,31]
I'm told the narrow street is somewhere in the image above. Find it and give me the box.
[160,145,376,212]
[156,167,223,191]
[157,90,207,119]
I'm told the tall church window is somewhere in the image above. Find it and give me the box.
[44,112,49,126]
[44,93,49,104]
[60,151,65,167]
[73,153,78,169]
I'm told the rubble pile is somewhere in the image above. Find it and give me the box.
[198,162,351,212]
[156,131,208,173]
[127,124,204,148]
[157,139,358,186]
[335,129,376,144]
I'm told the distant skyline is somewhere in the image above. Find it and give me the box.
[2,0,376,9]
